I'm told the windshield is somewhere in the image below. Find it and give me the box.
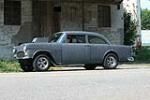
[50,33,62,42]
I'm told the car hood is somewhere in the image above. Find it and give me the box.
[32,37,49,43]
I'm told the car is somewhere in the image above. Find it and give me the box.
[13,31,135,72]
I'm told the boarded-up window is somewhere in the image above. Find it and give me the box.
[4,0,21,25]
[98,5,111,27]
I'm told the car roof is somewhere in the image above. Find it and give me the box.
[62,31,100,35]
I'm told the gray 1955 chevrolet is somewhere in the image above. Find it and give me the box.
[13,31,135,72]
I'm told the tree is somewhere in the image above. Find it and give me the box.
[124,12,137,45]
[141,9,150,30]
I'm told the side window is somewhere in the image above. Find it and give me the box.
[67,35,86,43]
[88,35,106,44]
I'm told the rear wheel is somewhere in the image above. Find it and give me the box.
[33,54,51,71]
[103,53,118,69]
[84,64,97,70]
[19,59,33,72]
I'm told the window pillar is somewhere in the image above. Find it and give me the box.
[22,0,32,24]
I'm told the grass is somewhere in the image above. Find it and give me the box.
[0,60,22,73]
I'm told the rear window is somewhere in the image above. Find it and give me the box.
[88,35,106,44]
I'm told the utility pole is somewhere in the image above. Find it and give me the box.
[135,0,142,48]
[136,0,141,36]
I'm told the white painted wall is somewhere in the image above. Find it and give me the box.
[141,30,150,46]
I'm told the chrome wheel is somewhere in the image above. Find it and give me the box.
[33,54,50,71]
[106,56,117,68]
[103,53,118,69]
[37,57,49,70]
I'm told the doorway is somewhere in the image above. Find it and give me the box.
[32,1,61,37]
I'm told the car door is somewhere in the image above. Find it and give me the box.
[61,34,90,64]
[88,35,110,64]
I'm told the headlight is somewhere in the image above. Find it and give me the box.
[17,51,25,58]
[13,47,17,54]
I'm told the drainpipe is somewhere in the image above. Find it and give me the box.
[116,0,123,10]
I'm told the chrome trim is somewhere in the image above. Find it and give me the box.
[127,57,134,62]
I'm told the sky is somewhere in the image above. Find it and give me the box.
[141,0,150,9]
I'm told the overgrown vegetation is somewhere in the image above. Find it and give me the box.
[0,60,22,72]
[124,12,137,45]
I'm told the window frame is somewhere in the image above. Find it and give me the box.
[98,5,111,28]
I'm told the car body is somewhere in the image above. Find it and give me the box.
[13,31,135,72]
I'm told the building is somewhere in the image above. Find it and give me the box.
[0,0,124,59]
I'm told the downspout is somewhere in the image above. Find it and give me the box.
[116,0,123,10]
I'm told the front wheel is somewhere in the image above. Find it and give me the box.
[103,53,118,69]
[33,54,51,71]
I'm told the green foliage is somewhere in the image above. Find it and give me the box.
[0,60,22,72]
[124,12,137,45]
[141,9,150,30]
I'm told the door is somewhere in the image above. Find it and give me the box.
[62,34,90,64]
[88,35,110,64]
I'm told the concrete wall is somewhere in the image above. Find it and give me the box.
[0,0,33,59]
[61,2,124,44]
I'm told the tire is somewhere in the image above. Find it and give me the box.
[19,59,33,72]
[103,53,118,69]
[33,54,51,71]
[84,64,97,70]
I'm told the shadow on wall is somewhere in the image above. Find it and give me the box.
[11,22,33,46]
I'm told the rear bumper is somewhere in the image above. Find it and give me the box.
[127,57,134,62]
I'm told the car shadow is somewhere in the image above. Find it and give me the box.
[44,66,149,73]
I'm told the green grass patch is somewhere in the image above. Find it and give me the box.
[0,60,22,72]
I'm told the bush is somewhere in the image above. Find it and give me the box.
[124,12,137,45]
